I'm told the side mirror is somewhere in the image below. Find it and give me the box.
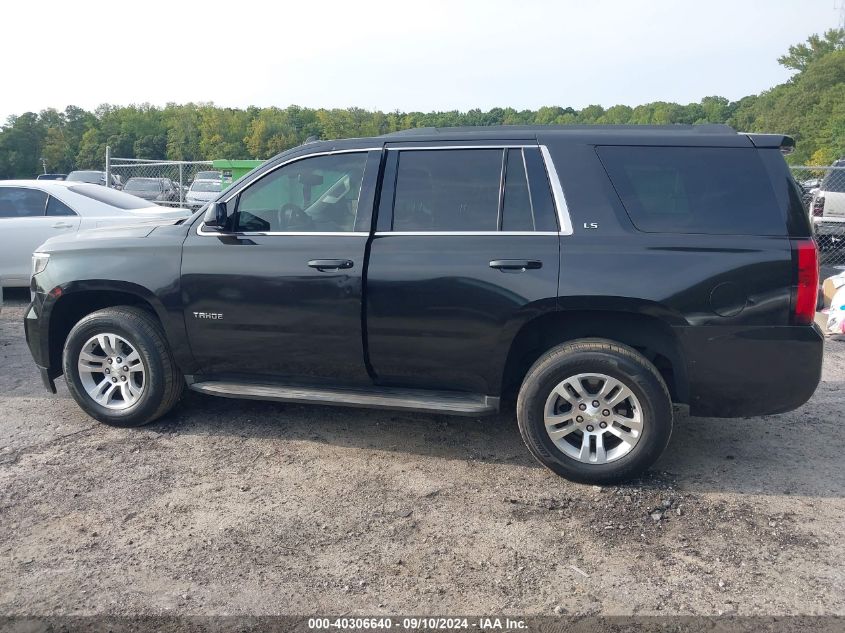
[203,201,229,230]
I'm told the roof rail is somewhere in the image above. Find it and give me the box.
[382,124,737,136]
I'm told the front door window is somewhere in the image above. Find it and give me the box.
[235,153,368,233]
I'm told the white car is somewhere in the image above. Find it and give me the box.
[809,163,845,249]
[0,180,191,287]
[185,178,223,209]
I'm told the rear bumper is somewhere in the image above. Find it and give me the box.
[676,324,824,417]
[813,219,845,236]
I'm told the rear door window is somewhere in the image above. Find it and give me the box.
[392,149,502,231]
[501,148,534,231]
[524,148,558,232]
[597,146,784,235]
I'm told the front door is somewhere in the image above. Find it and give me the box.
[180,150,380,384]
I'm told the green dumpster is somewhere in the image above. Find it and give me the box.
[212,159,263,189]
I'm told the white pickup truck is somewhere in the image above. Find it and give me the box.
[809,162,845,249]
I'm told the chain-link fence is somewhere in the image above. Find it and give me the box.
[106,154,217,210]
[791,165,845,270]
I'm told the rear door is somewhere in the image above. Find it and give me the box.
[365,144,561,396]
[0,187,80,285]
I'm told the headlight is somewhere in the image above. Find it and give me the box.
[32,252,50,276]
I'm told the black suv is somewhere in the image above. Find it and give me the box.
[24,125,823,483]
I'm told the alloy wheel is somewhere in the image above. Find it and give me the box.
[543,372,644,464]
[77,333,145,410]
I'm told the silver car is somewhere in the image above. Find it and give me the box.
[185,179,222,209]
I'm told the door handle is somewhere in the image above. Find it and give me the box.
[307,259,354,271]
[489,259,542,272]
[52,222,74,229]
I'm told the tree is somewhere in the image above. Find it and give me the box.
[778,28,845,72]
[0,112,46,178]
[2,28,845,175]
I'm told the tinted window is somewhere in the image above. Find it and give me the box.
[392,149,502,231]
[235,152,367,232]
[0,187,48,218]
[46,196,77,216]
[67,185,152,210]
[502,148,533,231]
[597,146,784,235]
[524,148,558,232]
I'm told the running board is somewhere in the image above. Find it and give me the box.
[187,380,499,416]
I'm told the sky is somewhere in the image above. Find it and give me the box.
[0,0,840,122]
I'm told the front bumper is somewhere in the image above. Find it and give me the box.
[38,366,57,394]
[24,293,56,393]
[677,324,824,418]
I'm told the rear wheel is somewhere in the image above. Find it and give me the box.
[517,338,673,483]
[63,306,184,427]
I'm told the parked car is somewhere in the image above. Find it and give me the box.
[0,180,191,287]
[798,180,817,210]
[185,179,222,209]
[66,170,123,189]
[193,170,222,182]
[24,125,822,484]
[799,177,821,191]
[809,160,845,249]
[36,174,67,181]
[123,177,180,204]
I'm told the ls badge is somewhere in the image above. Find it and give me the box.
[583,222,599,229]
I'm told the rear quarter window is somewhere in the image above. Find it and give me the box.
[597,146,785,235]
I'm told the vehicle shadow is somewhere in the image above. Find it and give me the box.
[156,384,845,498]
[657,400,845,498]
[3,284,842,498]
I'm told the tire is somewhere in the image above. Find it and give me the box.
[62,306,184,427]
[516,338,672,484]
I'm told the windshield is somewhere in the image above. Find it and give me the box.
[125,179,161,192]
[67,185,154,210]
[67,171,103,183]
[191,181,222,193]
[820,170,845,193]
[195,171,221,181]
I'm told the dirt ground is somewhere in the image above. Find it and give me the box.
[0,287,843,618]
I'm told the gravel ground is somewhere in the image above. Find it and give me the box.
[0,287,843,617]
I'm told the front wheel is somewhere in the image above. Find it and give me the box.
[516,339,673,484]
[62,306,184,427]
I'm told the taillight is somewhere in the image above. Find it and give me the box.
[812,196,825,217]
[792,238,819,325]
